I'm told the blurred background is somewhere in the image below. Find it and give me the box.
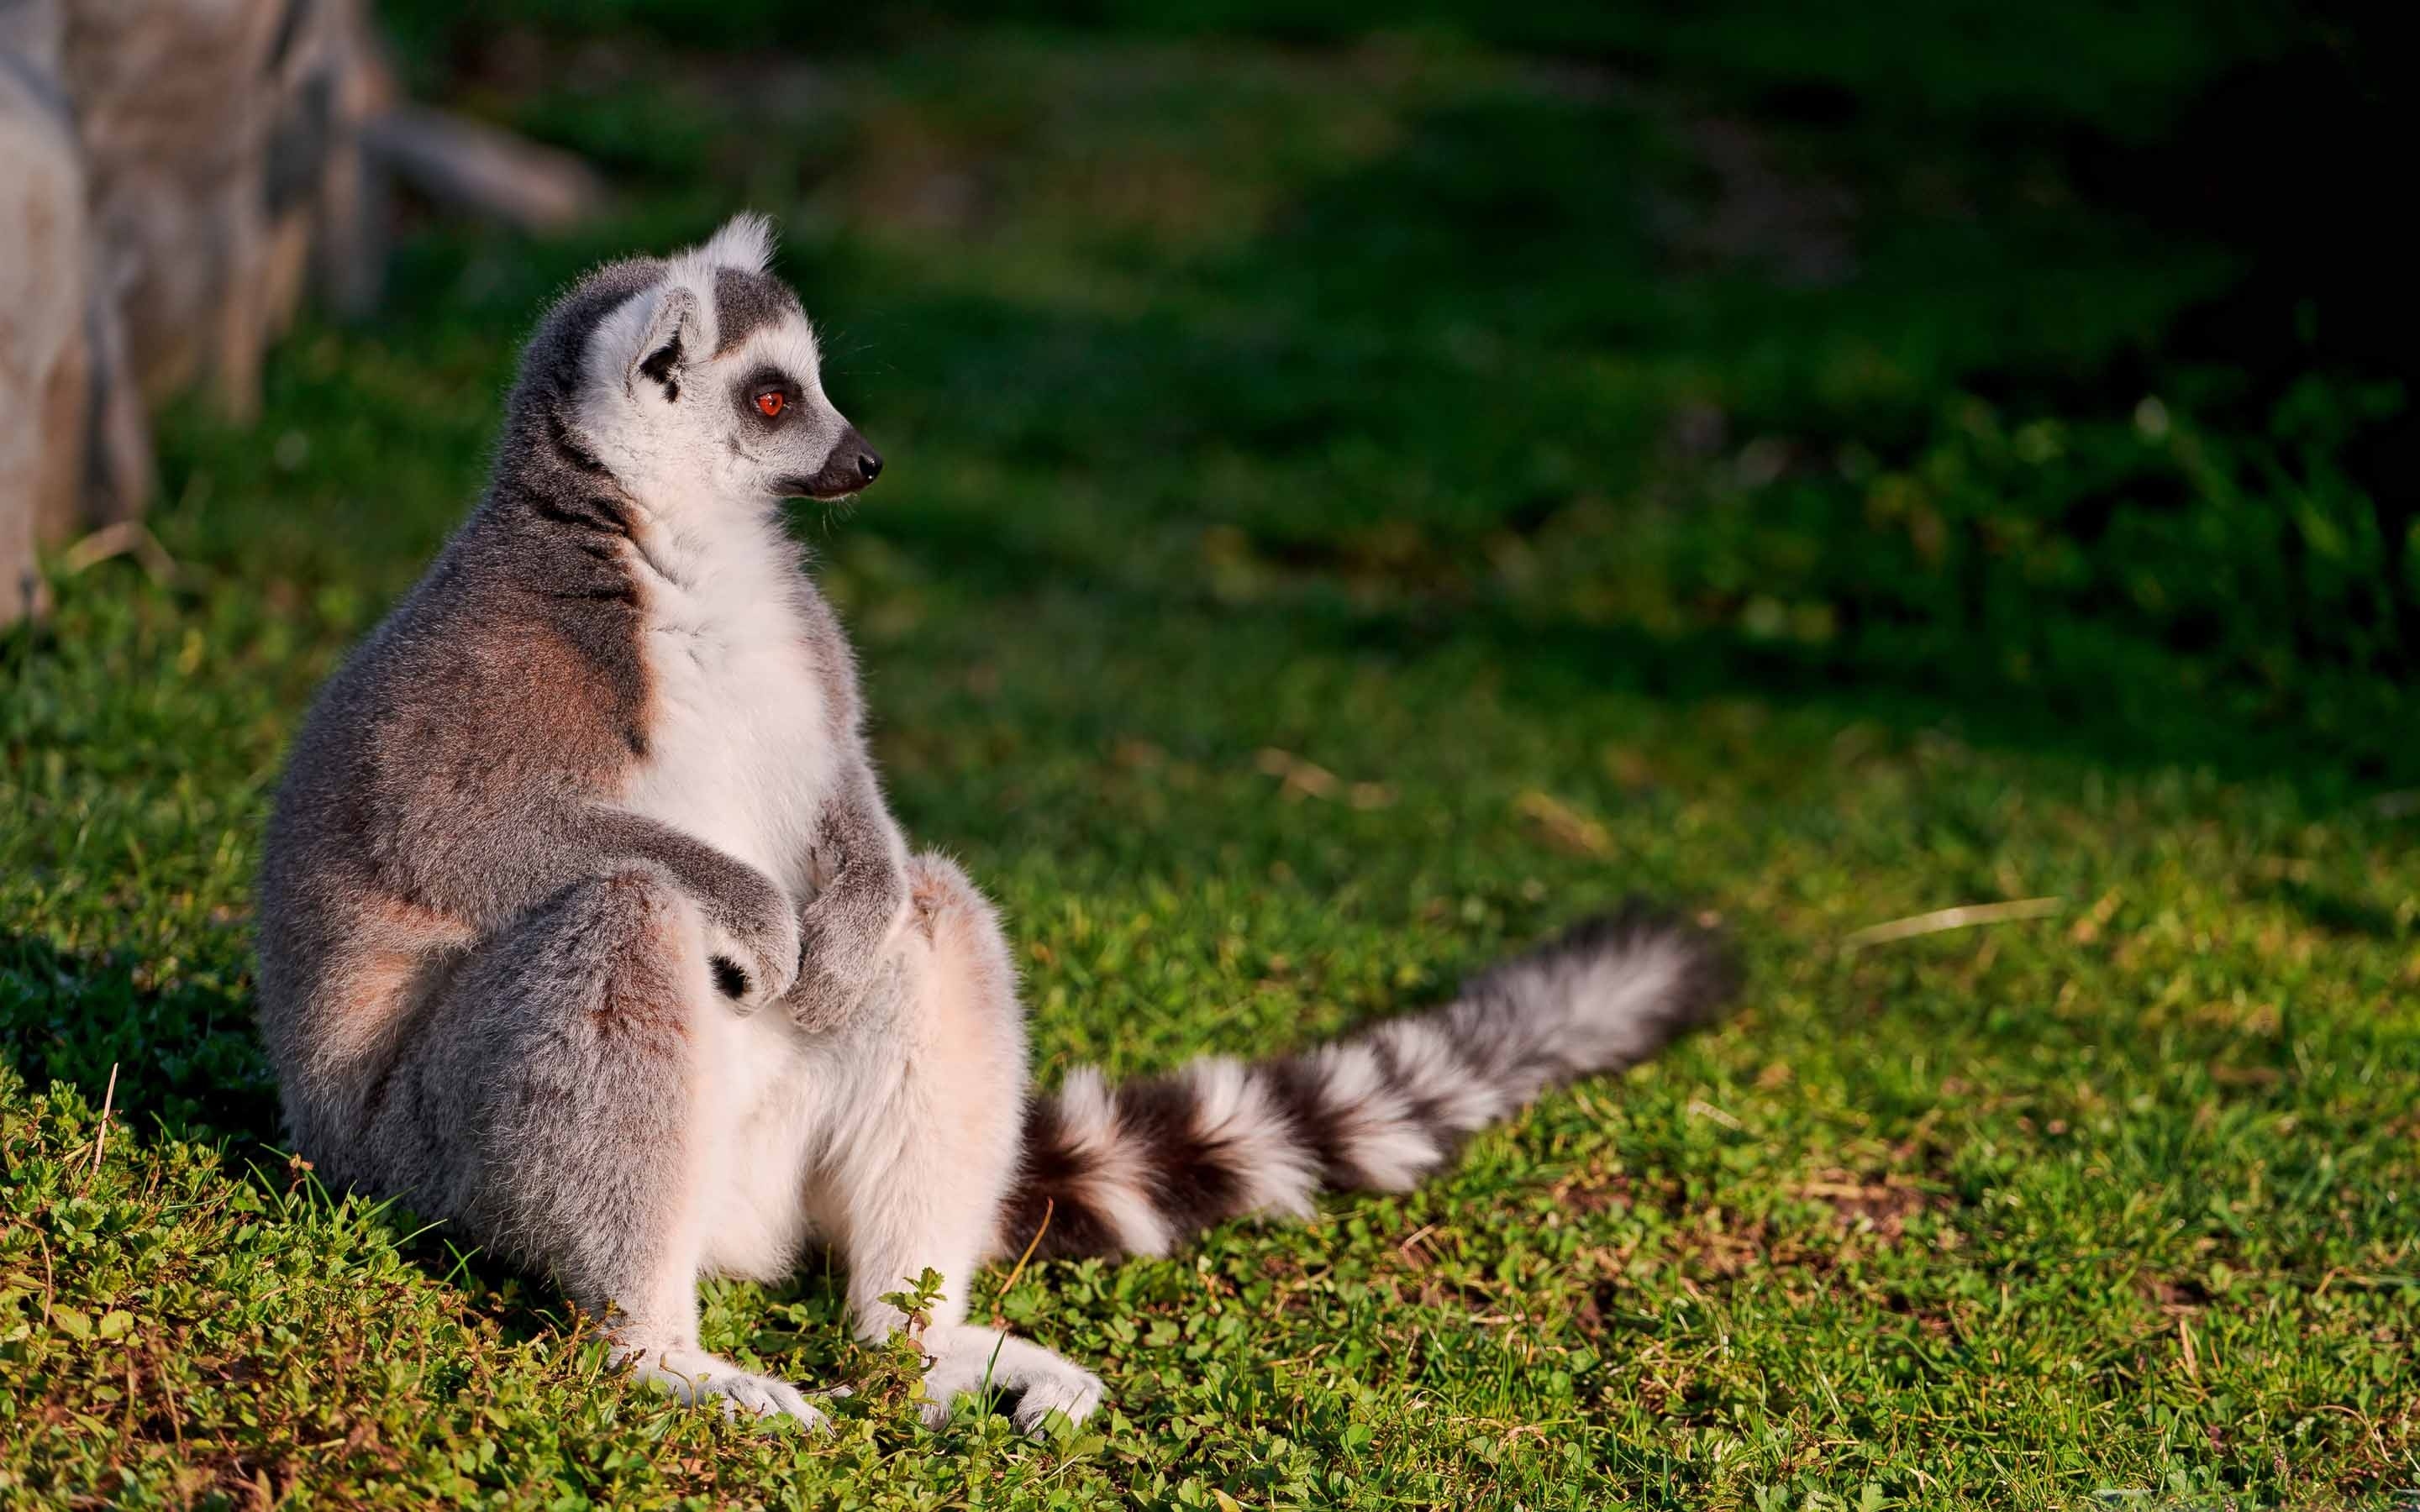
[3,0,2406,780]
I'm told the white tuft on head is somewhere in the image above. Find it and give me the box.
[698,211,776,273]
[657,212,781,351]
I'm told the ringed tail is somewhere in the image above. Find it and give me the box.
[1000,903,1738,1261]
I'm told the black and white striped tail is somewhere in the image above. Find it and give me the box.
[998,904,1737,1262]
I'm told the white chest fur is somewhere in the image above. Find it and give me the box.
[617,509,837,898]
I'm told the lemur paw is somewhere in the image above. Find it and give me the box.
[1005,1362,1105,1435]
[781,973,850,1032]
[625,1346,829,1431]
[783,948,907,1033]
[918,1326,1106,1433]
[704,901,801,1012]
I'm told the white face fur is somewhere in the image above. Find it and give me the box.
[576,214,881,514]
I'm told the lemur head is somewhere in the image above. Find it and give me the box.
[572,213,881,508]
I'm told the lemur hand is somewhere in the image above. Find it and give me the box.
[700,865,802,1013]
[783,842,910,1032]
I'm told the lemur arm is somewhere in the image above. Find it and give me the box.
[571,806,803,1005]
[377,793,802,1008]
[781,759,912,1032]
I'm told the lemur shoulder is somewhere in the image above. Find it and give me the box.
[255,214,1738,1431]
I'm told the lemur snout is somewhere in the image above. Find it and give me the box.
[791,424,881,500]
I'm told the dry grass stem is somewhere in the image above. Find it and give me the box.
[1843,898,2061,952]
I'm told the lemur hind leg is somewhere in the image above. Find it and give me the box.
[374,863,827,1427]
[815,852,1105,1431]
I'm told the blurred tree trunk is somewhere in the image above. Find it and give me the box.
[1,3,86,624]
[60,0,391,423]
[3,0,355,627]
[2,0,597,628]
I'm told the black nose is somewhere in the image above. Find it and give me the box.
[797,426,883,500]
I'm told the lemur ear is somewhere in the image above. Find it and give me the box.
[699,212,775,274]
[625,283,702,402]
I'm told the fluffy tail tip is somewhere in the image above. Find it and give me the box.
[1452,900,1740,1084]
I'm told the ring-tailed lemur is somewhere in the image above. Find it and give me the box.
[254,214,1738,1432]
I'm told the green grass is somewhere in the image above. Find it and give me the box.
[5,8,2417,1508]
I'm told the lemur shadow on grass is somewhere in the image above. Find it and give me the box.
[0,931,277,1144]
[1,929,886,1395]
[375,1214,864,1389]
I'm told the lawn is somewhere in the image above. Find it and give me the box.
[3,3,2414,1508]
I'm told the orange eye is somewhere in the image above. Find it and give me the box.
[755,391,786,417]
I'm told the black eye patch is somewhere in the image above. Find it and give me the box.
[734,365,798,425]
